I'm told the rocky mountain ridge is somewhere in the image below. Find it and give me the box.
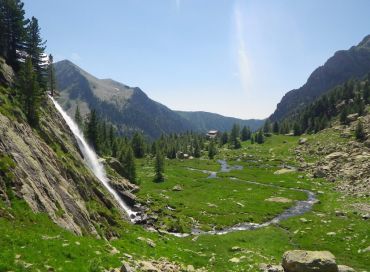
[54,60,263,138]
[270,35,370,121]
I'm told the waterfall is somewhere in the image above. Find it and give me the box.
[50,96,137,221]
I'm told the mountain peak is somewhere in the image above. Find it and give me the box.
[357,34,370,49]
[270,34,370,121]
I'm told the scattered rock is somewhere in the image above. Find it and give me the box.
[120,262,133,272]
[325,152,348,160]
[299,138,308,145]
[337,265,355,272]
[347,113,359,122]
[140,261,159,272]
[259,263,284,272]
[265,197,292,203]
[282,250,338,272]
[231,246,242,252]
[229,257,240,263]
[172,185,183,191]
[274,168,296,175]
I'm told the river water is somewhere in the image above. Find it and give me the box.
[51,96,317,236]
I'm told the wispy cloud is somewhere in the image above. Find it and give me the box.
[175,0,181,11]
[233,1,252,93]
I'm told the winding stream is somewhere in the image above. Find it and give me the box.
[52,96,317,236]
[183,160,317,236]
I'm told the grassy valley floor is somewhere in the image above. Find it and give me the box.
[1,133,369,271]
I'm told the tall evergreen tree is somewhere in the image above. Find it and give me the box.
[256,130,264,144]
[86,109,99,151]
[18,57,40,126]
[74,104,83,128]
[272,122,279,134]
[241,126,251,141]
[47,54,56,96]
[220,131,228,146]
[154,147,164,182]
[24,16,46,88]
[120,146,137,184]
[355,121,366,141]
[131,132,145,158]
[0,0,28,70]
[293,122,302,136]
[193,139,201,158]
[363,82,370,104]
[208,140,217,159]
[229,123,241,149]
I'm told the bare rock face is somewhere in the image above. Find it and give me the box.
[0,98,133,235]
[282,250,338,272]
[0,57,15,86]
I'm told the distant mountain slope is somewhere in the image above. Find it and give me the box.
[54,60,194,138]
[176,111,263,132]
[270,35,370,121]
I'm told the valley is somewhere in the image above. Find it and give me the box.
[1,1,370,271]
[1,110,369,270]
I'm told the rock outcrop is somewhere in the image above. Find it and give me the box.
[296,113,370,197]
[260,250,356,272]
[0,93,134,235]
[282,250,338,272]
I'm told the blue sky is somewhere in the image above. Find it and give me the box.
[23,0,370,119]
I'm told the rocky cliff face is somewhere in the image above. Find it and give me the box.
[270,35,370,121]
[0,86,134,236]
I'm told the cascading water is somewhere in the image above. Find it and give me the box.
[50,95,317,235]
[50,96,137,221]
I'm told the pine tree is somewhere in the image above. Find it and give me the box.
[47,54,56,96]
[293,122,302,136]
[241,126,251,141]
[355,121,366,141]
[120,146,137,184]
[18,57,40,126]
[220,131,228,146]
[272,122,279,134]
[363,82,370,104]
[24,16,46,88]
[86,109,99,151]
[74,105,83,128]
[154,147,164,182]
[340,108,349,125]
[0,0,28,71]
[256,130,264,144]
[229,123,241,149]
[193,140,201,158]
[131,132,145,158]
[208,140,217,159]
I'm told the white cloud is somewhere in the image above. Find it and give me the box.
[233,2,252,93]
[71,52,82,61]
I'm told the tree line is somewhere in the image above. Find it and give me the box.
[263,76,370,137]
[0,0,55,126]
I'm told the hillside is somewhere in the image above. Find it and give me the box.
[54,60,194,138]
[270,35,370,121]
[0,85,135,237]
[176,111,263,132]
